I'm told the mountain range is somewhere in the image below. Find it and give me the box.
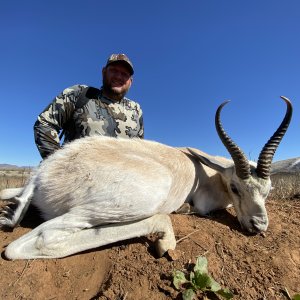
[271,157,300,174]
[1,157,300,174]
[0,164,33,169]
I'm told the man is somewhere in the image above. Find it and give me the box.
[34,54,144,159]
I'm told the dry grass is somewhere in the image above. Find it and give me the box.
[0,168,32,190]
[270,172,300,200]
[0,168,299,201]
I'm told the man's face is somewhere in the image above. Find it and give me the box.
[102,63,132,99]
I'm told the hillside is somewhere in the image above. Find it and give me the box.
[0,164,32,170]
[271,157,300,174]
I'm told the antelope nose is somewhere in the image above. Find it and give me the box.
[250,218,267,233]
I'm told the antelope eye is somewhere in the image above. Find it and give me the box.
[230,184,240,196]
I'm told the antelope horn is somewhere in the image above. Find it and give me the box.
[256,96,293,179]
[215,100,251,180]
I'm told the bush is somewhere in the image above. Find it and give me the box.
[270,172,300,200]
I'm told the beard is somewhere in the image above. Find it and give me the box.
[102,78,129,100]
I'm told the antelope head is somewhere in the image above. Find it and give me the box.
[189,96,293,233]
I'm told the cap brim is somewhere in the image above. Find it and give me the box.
[106,60,134,75]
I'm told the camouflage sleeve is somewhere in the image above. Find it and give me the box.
[137,105,144,139]
[33,84,87,159]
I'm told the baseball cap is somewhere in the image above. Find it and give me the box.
[105,53,134,75]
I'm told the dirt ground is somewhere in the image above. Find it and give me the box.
[0,199,299,300]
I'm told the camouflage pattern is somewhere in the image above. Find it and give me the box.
[106,54,134,75]
[34,84,144,158]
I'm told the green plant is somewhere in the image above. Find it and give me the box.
[173,256,234,300]
[283,286,300,300]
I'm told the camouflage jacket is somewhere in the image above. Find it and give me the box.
[34,84,144,158]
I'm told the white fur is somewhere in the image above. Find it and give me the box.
[0,188,23,200]
[0,136,271,260]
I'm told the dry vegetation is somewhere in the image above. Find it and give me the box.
[0,168,32,190]
[270,172,300,200]
[1,167,299,201]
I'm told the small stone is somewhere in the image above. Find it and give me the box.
[167,249,183,261]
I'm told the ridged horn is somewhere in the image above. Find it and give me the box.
[256,96,293,179]
[215,100,251,180]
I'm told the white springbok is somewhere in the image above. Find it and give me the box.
[0,97,292,260]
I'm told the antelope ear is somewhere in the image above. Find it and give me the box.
[187,148,231,174]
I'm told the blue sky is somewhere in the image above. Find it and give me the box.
[0,1,299,166]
